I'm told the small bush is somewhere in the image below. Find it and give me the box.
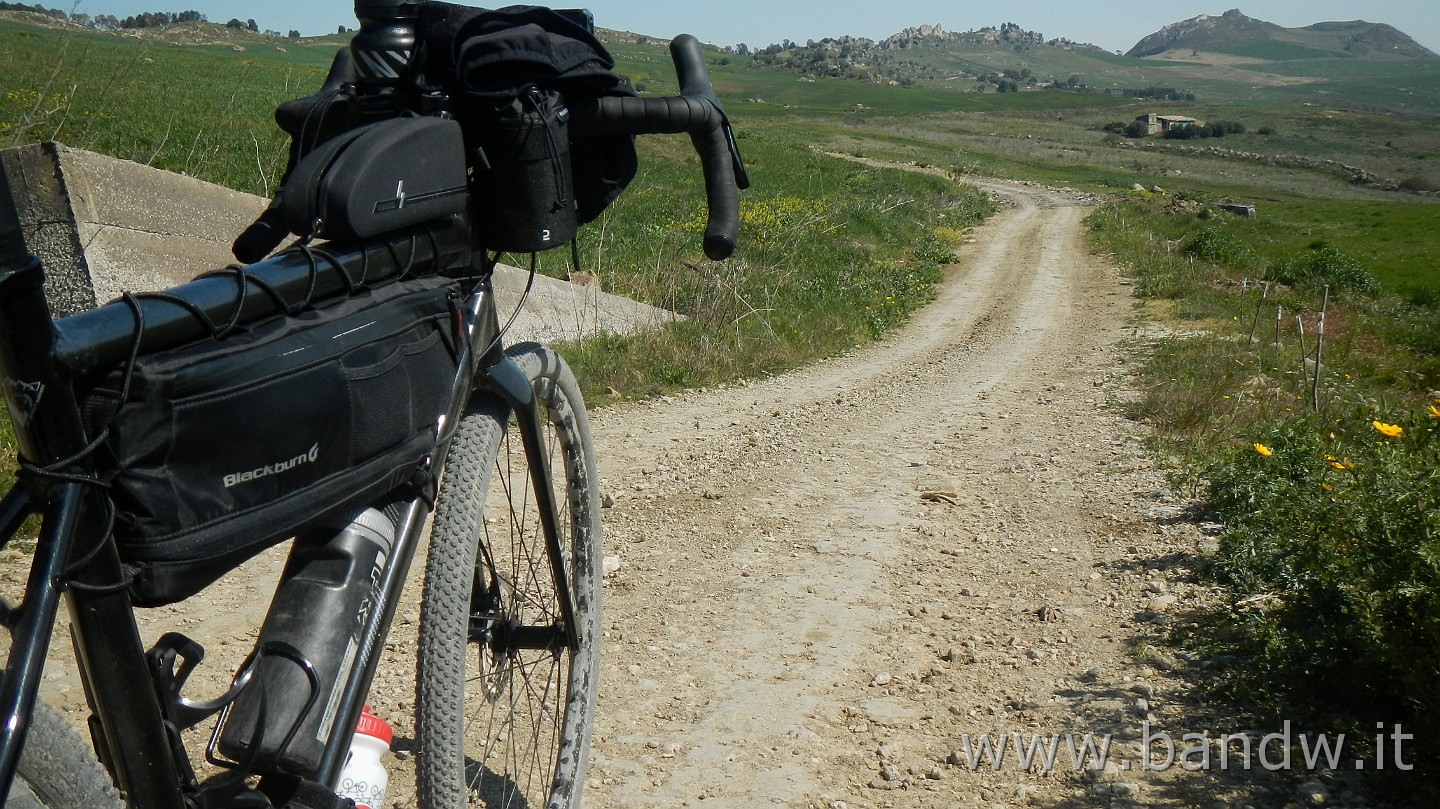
[1257,126,1277,136]
[1208,410,1440,726]
[1183,226,1250,266]
[1266,242,1378,295]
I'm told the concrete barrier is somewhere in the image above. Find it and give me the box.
[1,142,678,342]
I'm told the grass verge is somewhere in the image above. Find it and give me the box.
[1088,189,1440,770]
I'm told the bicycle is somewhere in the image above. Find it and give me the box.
[0,2,745,807]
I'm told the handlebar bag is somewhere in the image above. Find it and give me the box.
[278,116,468,243]
[88,275,459,606]
[463,84,576,253]
[415,3,639,247]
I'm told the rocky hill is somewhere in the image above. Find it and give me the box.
[748,22,1103,87]
[1126,7,1437,60]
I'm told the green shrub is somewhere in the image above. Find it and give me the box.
[1266,242,1378,295]
[1183,225,1251,267]
[1207,409,1440,725]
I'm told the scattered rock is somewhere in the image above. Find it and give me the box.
[1111,781,1141,799]
[1147,594,1178,611]
[1296,780,1331,806]
[1143,646,1180,671]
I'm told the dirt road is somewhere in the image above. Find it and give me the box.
[575,179,1314,809]
[15,179,1340,807]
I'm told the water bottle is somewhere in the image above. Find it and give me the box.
[337,707,392,809]
[217,508,395,775]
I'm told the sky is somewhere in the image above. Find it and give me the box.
[65,1,1440,56]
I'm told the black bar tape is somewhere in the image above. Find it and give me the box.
[669,34,713,101]
[572,96,717,136]
[690,123,740,261]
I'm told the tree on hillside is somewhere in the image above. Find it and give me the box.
[112,10,205,28]
[245,18,257,32]
[0,3,66,19]
[225,18,243,28]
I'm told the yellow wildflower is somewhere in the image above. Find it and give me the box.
[1324,454,1351,471]
[1372,420,1404,438]
[1253,443,1273,458]
[1428,405,1440,420]
[1321,483,1333,493]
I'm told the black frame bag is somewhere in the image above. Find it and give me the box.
[89,275,459,606]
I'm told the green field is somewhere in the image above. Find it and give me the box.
[0,20,314,192]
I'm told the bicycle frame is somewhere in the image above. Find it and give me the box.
[0,192,581,806]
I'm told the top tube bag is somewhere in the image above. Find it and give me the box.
[84,274,460,606]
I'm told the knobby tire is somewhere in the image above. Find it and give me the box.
[416,343,602,809]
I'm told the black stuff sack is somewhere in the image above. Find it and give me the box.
[90,275,460,606]
[463,85,575,253]
[278,115,468,243]
[413,3,639,251]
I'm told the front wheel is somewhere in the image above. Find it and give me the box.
[416,344,602,808]
[4,700,123,808]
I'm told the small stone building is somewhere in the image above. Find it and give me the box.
[1136,113,1205,135]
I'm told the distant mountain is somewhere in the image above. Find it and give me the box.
[1126,8,1437,60]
